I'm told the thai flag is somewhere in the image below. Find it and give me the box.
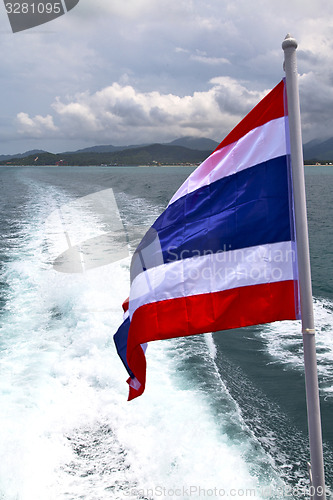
[114,79,300,401]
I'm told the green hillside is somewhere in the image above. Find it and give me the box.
[0,143,211,166]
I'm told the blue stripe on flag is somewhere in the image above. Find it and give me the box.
[132,156,292,278]
[113,317,134,379]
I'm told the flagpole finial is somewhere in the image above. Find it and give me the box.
[282,34,298,50]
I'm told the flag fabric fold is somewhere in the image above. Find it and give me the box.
[114,78,300,401]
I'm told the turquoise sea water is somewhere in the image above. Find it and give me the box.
[0,165,332,499]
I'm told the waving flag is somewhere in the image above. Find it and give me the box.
[114,78,300,400]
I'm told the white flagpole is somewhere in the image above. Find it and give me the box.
[282,34,326,500]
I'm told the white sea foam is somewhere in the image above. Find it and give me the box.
[0,183,292,499]
[258,298,333,397]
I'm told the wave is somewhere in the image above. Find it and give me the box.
[259,298,333,397]
[0,175,319,499]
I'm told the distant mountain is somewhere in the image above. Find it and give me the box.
[103,143,210,165]
[0,153,14,162]
[0,137,219,162]
[65,144,120,154]
[64,144,148,154]
[166,136,219,151]
[303,138,333,163]
[64,137,217,155]
[0,143,210,166]
[0,149,46,161]
[3,135,333,166]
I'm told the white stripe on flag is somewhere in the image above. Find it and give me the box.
[169,117,289,205]
[129,240,296,318]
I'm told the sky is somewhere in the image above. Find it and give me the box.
[0,0,333,155]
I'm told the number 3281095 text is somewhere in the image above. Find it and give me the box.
[5,2,62,14]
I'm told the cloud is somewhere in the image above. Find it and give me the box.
[299,71,333,141]
[16,113,58,137]
[190,50,230,66]
[2,0,333,154]
[14,78,266,146]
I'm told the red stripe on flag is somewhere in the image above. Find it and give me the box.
[126,279,297,399]
[214,80,286,152]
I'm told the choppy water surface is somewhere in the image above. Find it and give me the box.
[0,166,332,499]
